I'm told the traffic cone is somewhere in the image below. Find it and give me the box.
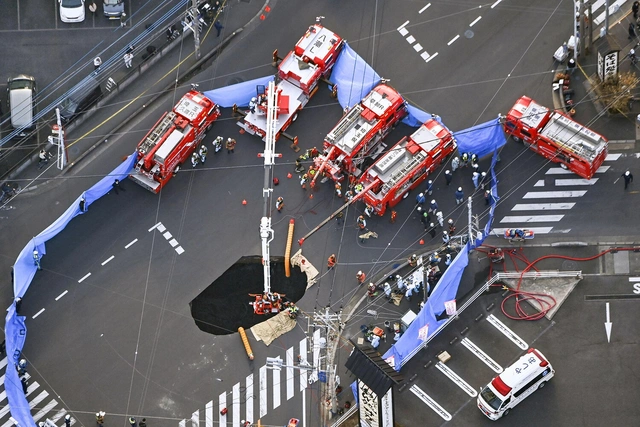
[260,14,265,20]
[287,172,292,179]
[309,194,314,199]
[242,200,247,205]
[419,239,424,245]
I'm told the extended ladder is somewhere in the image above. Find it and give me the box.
[138,112,177,154]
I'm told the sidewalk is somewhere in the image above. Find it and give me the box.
[11,0,270,192]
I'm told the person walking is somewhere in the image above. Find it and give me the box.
[124,52,133,68]
[129,417,137,427]
[226,137,236,153]
[420,211,429,227]
[436,211,444,227]
[112,179,125,195]
[455,187,464,205]
[415,192,426,206]
[444,170,452,185]
[472,171,480,189]
[428,199,438,213]
[64,415,72,427]
[448,218,456,234]
[38,149,49,169]
[425,180,433,196]
[199,144,208,163]
[634,1,640,20]
[120,12,127,27]
[214,20,224,37]
[93,56,102,70]
[390,210,397,223]
[451,156,459,172]
[327,254,337,269]
[622,170,634,189]
[428,223,436,238]
[275,196,284,212]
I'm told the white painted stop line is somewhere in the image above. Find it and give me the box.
[493,227,554,235]
[512,203,575,211]
[555,178,599,186]
[546,166,609,174]
[523,191,586,198]
[501,215,564,223]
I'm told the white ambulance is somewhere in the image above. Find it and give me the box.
[477,348,554,420]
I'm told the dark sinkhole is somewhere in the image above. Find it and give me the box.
[190,255,308,335]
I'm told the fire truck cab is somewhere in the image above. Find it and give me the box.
[313,84,407,183]
[504,96,608,179]
[359,118,456,215]
[129,90,220,193]
[237,24,344,141]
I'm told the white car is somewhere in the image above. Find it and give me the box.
[59,0,85,23]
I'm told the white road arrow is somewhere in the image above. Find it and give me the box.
[604,302,612,343]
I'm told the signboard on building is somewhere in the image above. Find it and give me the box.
[603,51,619,82]
[358,381,379,427]
[380,388,394,427]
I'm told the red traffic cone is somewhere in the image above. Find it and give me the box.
[242,200,247,205]
[419,239,424,245]
[287,172,292,179]
[309,194,314,199]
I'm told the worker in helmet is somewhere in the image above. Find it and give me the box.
[129,417,137,427]
[327,254,337,269]
[430,252,441,264]
[356,271,366,285]
[448,218,456,234]
[357,215,366,230]
[442,230,450,244]
[354,183,364,194]
[461,152,469,167]
[199,144,208,163]
[428,199,438,213]
[367,282,376,298]
[335,183,342,198]
[364,204,374,217]
[622,170,634,189]
[345,190,354,202]
[451,156,460,172]
[426,180,433,196]
[295,158,305,173]
[191,151,199,168]
[64,415,72,427]
[213,136,223,153]
[408,254,417,267]
[96,411,106,427]
[455,187,464,205]
[396,275,407,292]
[226,137,236,154]
[300,174,308,190]
[276,196,284,212]
[249,97,257,114]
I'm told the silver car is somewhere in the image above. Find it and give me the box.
[103,0,124,17]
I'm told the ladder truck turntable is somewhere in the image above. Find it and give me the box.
[236,23,344,142]
[129,89,220,193]
[311,83,407,186]
[503,95,608,180]
[358,118,457,216]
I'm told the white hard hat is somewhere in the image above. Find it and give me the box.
[445,170,450,174]
[433,251,438,256]
[631,49,636,55]
[65,415,71,421]
[625,170,630,176]
[443,231,448,235]
[228,137,232,141]
[428,180,432,184]
[431,199,436,204]
[419,192,424,197]
[396,275,401,279]
[358,271,363,275]
[417,206,422,211]
[458,187,462,191]
[448,218,453,224]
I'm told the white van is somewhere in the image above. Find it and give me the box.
[477,348,554,420]
[7,75,36,131]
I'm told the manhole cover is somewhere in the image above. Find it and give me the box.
[464,30,474,39]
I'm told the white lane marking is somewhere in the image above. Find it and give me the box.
[436,362,477,397]
[157,223,166,233]
[33,399,58,422]
[461,338,503,373]
[629,277,640,281]
[447,35,460,45]
[246,374,254,425]
[491,0,502,8]
[205,400,213,427]
[232,383,240,427]
[606,153,622,161]
[311,329,321,384]
[546,166,609,174]
[218,392,226,426]
[426,52,439,63]
[420,51,430,60]
[493,227,554,235]
[487,314,528,349]
[148,222,161,232]
[176,246,185,255]
[28,390,49,410]
[33,308,45,319]
[398,27,409,36]
[169,239,179,247]
[469,16,482,27]
[534,180,545,187]
[55,290,68,301]
[163,231,173,240]
[191,410,199,427]
[413,43,423,52]
[406,35,416,43]
[397,20,409,30]
[550,228,572,234]
[555,178,599,186]
[500,215,564,223]
[125,238,138,249]
[419,3,431,13]
[78,273,91,283]
[272,365,281,409]
[179,420,185,427]
[299,338,308,391]
[259,365,268,418]
[523,190,587,198]
[101,255,115,266]
[286,347,294,400]
[511,203,575,211]
[0,357,7,369]
[410,385,451,421]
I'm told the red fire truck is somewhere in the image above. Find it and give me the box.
[129,89,220,193]
[503,96,608,179]
[358,118,457,215]
[237,24,344,141]
[311,84,407,185]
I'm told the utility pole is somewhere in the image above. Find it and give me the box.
[467,196,475,247]
[579,0,586,58]
[49,108,66,170]
[312,307,342,426]
[189,0,201,59]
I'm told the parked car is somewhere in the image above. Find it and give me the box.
[59,0,85,23]
[58,76,103,124]
[7,75,36,131]
[103,0,124,17]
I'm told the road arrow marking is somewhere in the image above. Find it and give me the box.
[605,302,612,343]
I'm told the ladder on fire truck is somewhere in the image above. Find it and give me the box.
[326,105,363,144]
[252,80,284,314]
[138,112,177,155]
[381,151,427,195]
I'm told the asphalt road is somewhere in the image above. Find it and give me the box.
[2,0,640,426]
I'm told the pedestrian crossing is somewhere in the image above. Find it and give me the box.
[180,330,322,427]
[0,357,77,427]
[497,154,620,235]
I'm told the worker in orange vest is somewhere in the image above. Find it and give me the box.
[276,197,284,212]
[356,271,366,285]
[390,210,397,223]
[327,254,337,269]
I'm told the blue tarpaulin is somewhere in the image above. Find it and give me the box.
[203,75,275,108]
[453,118,506,159]
[6,152,137,427]
[402,104,431,127]
[329,43,380,110]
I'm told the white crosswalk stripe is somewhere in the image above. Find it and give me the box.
[511,203,575,211]
[180,333,321,426]
[500,215,564,223]
[493,227,554,235]
[546,165,610,174]
[555,178,599,186]
[523,190,587,198]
